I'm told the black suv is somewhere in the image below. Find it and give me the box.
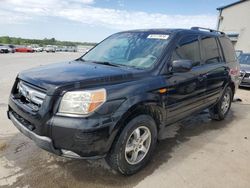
[8,27,240,175]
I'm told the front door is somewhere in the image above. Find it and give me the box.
[164,34,208,124]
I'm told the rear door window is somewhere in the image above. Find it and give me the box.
[172,34,201,67]
[201,36,222,64]
[219,37,237,63]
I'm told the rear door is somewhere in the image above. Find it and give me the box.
[218,36,240,87]
[200,35,228,104]
[165,34,208,124]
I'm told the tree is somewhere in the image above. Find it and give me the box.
[0,36,96,46]
[0,36,11,44]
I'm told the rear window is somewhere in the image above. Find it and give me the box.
[219,37,237,62]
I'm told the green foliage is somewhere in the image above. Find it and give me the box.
[0,36,96,46]
[0,36,11,44]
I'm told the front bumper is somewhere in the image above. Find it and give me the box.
[8,109,116,159]
[8,111,62,156]
[7,97,118,159]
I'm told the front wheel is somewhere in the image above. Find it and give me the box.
[209,87,233,121]
[106,115,157,175]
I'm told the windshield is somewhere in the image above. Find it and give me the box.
[82,32,170,69]
[239,54,250,65]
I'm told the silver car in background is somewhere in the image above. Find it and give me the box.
[239,53,250,87]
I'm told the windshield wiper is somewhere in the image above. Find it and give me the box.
[78,59,144,70]
[96,62,143,70]
[76,58,118,66]
[76,58,85,62]
[90,61,121,67]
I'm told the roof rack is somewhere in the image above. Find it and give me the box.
[191,27,225,35]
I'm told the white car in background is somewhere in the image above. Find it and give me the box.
[35,47,44,52]
[28,45,43,52]
[44,45,56,53]
[33,46,44,52]
[0,45,9,53]
[0,44,15,53]
[67,46,77,52]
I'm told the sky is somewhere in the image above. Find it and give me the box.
[0,0,238,42]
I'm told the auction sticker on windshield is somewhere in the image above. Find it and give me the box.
[147,34,169,40]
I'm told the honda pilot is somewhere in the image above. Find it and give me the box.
[7,27,240,175]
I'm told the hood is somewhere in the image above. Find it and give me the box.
[18,60,141,95]
[240,64,250,73]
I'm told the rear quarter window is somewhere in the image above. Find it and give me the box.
[219,37,237,62]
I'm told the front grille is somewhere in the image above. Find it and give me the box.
[11,110,35,131]
[240,72,250,78]
[14,80,46,110]
[245,73,250,77]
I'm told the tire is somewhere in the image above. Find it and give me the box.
[209,87,233,121]
[106,114,157,175]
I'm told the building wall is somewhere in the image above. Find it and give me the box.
[218,0,250,52]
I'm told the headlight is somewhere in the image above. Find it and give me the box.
[58,89,106,115]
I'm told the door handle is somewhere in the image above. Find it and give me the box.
[198,74,207,81]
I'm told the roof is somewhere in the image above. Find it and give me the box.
[217,0,248,10]
[118,28,223,37]
[118,28,183,34]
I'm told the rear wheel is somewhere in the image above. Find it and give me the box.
[106,115,157,175]
[209,87,233,121]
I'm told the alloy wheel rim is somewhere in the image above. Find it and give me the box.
[221,91,230,115]
[125,126,151,165]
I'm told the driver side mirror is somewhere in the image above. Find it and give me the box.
[172,59,193,73]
